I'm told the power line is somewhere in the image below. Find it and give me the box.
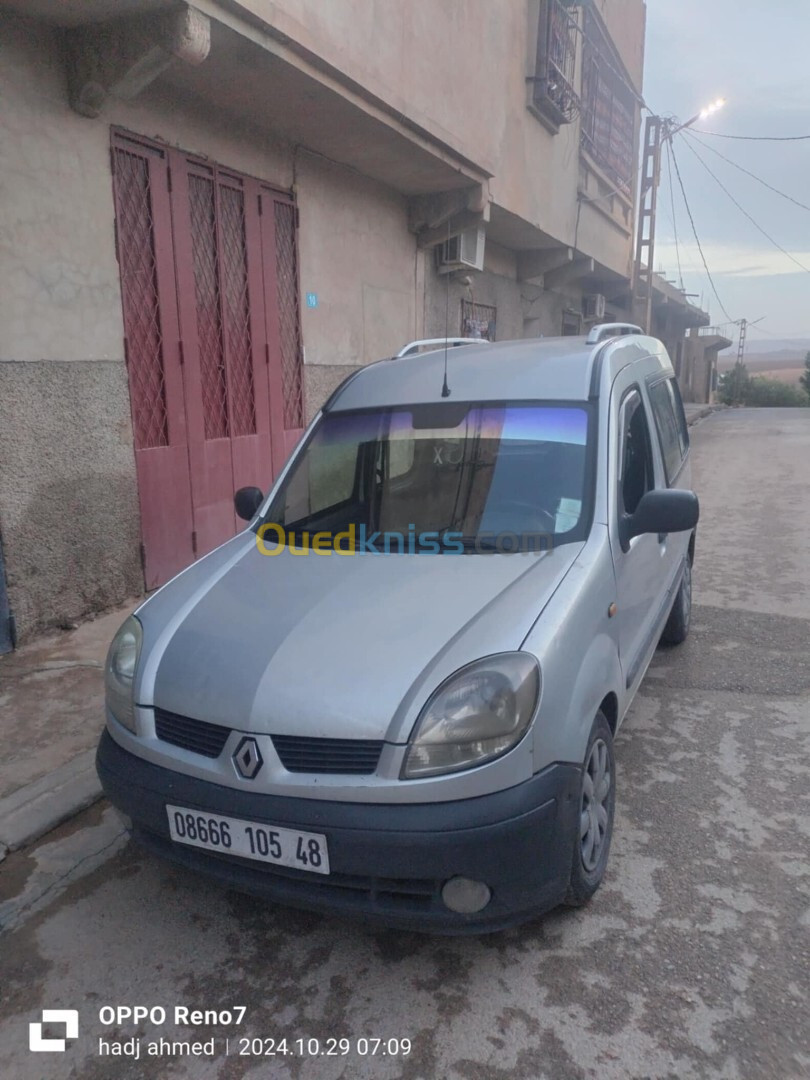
[684,130,810,215]
[745,323,787,338]
[693,129,810,142]
[668,140,735,323]
[679,135,810,275]
[664,140,684,290]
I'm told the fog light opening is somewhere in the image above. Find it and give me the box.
[441,877,492,914]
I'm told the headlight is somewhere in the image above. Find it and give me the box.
[401,653,540,779]
[105,615,143,733]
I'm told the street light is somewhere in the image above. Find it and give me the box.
[669,97,726,139]
[633,98,727,333]
[700,97,727,120]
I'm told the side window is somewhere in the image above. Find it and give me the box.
[648,377,689,483]
[619,390,654,517]
[668,377,690,455]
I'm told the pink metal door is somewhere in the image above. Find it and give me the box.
[263,192,306,457]
[112,131,305,585]
[111,134,195,589]
[170,155,277,558]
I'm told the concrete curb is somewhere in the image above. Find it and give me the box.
[0,805,128,933]
[0,749,102,857]
[686,404,726,427]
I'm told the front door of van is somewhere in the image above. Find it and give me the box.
[610,383,668,691]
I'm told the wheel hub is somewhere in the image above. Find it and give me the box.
[580,738,611,872]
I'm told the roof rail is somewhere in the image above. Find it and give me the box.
[396,337,489,358]
[586,323,644,345]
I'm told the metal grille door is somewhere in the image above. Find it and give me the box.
[273,200,304,434]
[112,131,304,586]
[111,135,194,588]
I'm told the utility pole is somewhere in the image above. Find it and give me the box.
[728,316,765,405]
[732,318,747,406]
[632,116,663,335]
[632,99,726,334]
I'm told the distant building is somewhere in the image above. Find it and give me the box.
[0,0,709,645]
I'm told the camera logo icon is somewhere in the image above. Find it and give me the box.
[29,1010,79,1052]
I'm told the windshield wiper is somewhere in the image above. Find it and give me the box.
[440,535,500,553]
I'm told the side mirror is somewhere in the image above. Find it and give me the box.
[234,486,264,522]
[623,489,699,548]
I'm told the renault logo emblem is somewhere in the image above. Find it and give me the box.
[233,736,263,780]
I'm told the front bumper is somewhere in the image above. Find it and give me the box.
[97,730,580,934]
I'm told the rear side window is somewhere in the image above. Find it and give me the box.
[648,377,689,483]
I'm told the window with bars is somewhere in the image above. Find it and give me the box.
[562,309,582,336]
[461,301,496,341]
[580,7,636,195]
[531,0,580,128]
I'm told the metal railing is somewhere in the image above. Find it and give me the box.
[580,8,634,195]
[533,0,580,124]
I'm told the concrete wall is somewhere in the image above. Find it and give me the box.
[594,0,646,88]
[0,362,143,637]
[682,335,718,405]
[295,148,419,419]
[422,239,586,344]
[227,0,645,279]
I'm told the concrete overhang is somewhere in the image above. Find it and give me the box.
[651,273,710,330]
[699,333,734,351]
[490,204,631,296]
[15,0,492,198]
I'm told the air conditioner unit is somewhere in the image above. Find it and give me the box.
[437,225,486,273]
[583,293,606,321]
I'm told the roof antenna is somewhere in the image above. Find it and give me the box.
[441,221,451,397]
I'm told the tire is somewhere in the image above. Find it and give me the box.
[565,711,616,908]
[661,555,692,645]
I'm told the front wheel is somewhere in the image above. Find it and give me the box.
[565,711,616,908]
[661,556,692,645]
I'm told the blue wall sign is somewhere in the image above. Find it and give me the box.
[306,292,319,309]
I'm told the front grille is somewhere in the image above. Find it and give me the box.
[153,710,384,774]
[271,734,383,775]
[154,708,231,759]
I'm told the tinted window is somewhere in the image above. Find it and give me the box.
[263,403,592,550]
[620,391,654,516]
[648,377,688,483]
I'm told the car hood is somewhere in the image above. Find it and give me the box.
[135,536,583,743]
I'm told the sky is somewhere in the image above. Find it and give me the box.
[643,0,810,348]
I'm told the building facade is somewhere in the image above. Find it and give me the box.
[1,0,657,646]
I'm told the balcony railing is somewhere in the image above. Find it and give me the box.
[532,0,580,126]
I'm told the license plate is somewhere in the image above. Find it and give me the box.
[166,805,330,875]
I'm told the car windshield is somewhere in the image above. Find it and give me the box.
[260,402,591,553]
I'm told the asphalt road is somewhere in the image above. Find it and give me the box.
[2,408,809,1080]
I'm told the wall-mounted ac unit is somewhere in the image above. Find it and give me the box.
[583,293,606,320]
[437,225,486,273]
